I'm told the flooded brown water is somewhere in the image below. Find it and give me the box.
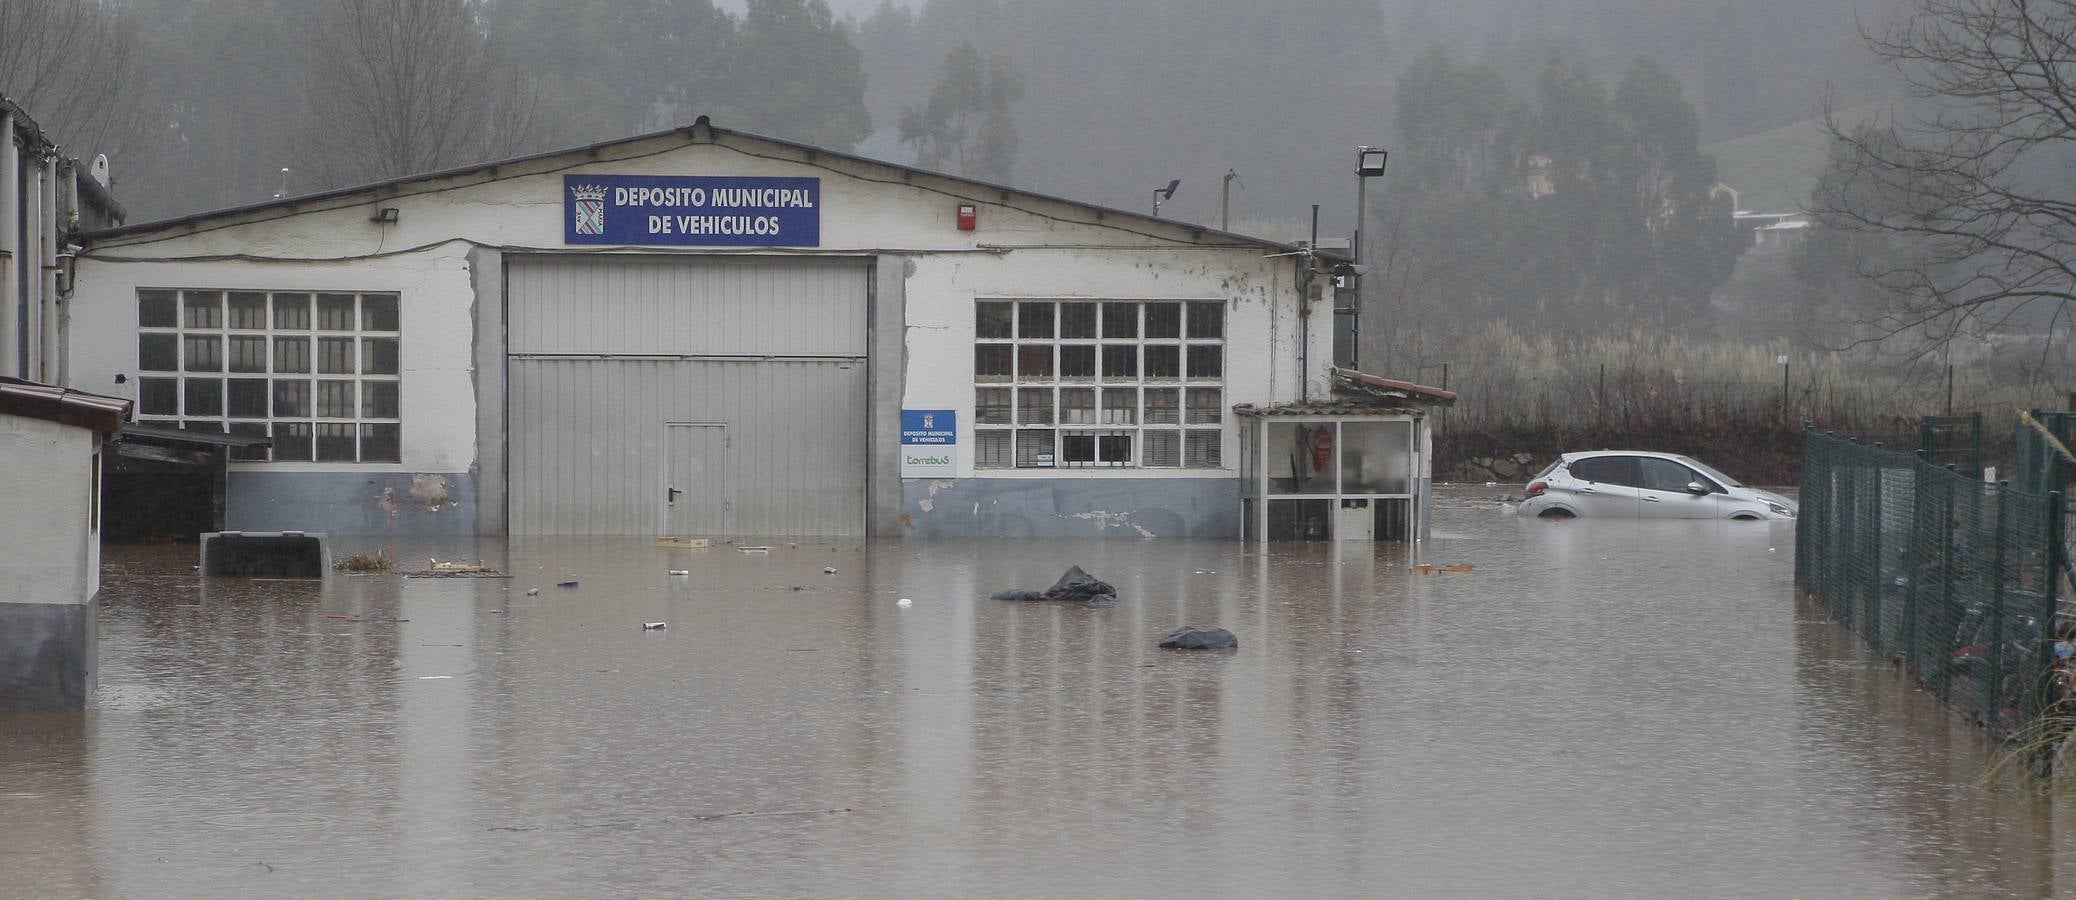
[6,492,2076,898]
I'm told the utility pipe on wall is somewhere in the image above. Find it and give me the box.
[58,160,78,387]
[2,114,18,379]
[41,154,58,385]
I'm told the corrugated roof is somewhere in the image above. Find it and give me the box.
[0,377,130,432]
[2,96,57,156]
[118,422,270,448]
[85,116,1301,255]
[1330,368,1457,405]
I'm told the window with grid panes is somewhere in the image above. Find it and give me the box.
[973,299,1224,469]
[135,289,401,462]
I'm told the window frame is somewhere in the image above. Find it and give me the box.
[135,288,403,464]
[973,298,1225,471]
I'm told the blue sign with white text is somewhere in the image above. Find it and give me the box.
[901,410,957,445]
[564,174,821,246]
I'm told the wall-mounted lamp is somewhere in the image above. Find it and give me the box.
[371,207,400,224]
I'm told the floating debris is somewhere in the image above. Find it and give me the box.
[668,569,690,576]
[642,622,668,630]
[897,598,913,608]
[332,551,393,573]
[991,566,1117,604]
[1159,626,1239,650]
[525,588,540,596]
[557,581,579,589]
[657,537,712,549]
[823,566,838,574]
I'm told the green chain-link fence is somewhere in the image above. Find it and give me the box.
[1797,427,2068,752]
[2016,412,2075,602]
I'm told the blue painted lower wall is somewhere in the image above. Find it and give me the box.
[901,477,1239,538]
[227,471,478,535]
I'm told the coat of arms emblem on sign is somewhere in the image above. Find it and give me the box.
[570,183,606,235]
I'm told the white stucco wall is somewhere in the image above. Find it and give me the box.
[0,413,97,605]
[68,128,1329,494]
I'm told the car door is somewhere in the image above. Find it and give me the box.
[1635,456,1723,519]
[1562,456,1642,517]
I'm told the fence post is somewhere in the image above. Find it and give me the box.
[1796,427,1812,592]
[1869,448,1886,652]
[1985,489,2008,734]
[2036,491,2065,780]
[1906,449,1929,687]
[1934,464,1951,705]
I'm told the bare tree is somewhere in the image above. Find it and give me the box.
[1813,0,2076,358]
[0,0,143,161]
[292,0,536,189]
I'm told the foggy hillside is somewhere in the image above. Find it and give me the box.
[24,0,2066,366]
[852,0,1898,236]
[2,0,1898,232]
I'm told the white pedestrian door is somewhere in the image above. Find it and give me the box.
[665,423,729,536]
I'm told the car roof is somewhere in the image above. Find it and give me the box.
[1560,450,1693,462]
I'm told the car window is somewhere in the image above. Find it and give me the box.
[1676,456,1742,487]
[1568,456,1640,487]
[1639,457,1717,493]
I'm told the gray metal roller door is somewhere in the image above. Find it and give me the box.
[506,256,868,536]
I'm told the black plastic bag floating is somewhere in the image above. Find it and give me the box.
[1043,566,1116,603]
[990,566,1118,604]
[1158,626,1239,650]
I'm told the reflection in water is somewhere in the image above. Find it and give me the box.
[4,500,2075,897]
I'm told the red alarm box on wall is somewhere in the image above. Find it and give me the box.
[956,204,977,231]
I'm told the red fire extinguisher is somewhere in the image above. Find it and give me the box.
[1310,427,1334,473]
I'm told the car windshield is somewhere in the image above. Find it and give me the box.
[1676,456,1742,487]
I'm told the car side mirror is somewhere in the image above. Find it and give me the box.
[1686,481,1712,495]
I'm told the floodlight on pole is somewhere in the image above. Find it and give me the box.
[1348,146,1389,371]
[1152,179,1180,217]
[1357,148,1389,178]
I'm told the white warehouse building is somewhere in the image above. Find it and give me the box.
[67,118,1445,539]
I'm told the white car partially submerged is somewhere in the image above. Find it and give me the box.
[1516,450,1797,520]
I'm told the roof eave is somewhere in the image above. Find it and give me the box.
[83,116,1300,255]
[0,377,132,433]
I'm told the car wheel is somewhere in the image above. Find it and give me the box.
[1730,514,1760,521]
[1536,508,1576,519]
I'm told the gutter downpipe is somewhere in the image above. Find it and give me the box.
[41,154,59,384]
[57,158,78,386]
[2,112,18,379]
[1300,204,1317,404]
[1299,257,1314,404]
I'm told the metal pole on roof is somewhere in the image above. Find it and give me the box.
[1220,169,1241,231]
[1353,148,1388,374]
[1354,162,1365,374]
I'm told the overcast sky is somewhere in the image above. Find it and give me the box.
[711,0,908,17]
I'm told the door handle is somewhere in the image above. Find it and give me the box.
[1642,496,1661,502]
[667,486,682,503]
[1579,487,1598,494]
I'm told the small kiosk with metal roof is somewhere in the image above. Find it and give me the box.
[1236,368,1454,542]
